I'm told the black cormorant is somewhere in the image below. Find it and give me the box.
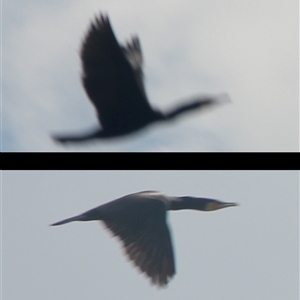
[51,191,237,286]
[52,14,228,144]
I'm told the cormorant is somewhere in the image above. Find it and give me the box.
[51,191,238,286]
[52,14,228,144]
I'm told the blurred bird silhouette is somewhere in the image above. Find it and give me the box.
[52,13,229,144]
[51,191,238,286]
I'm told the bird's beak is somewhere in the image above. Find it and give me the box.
[222,202,239,208]
[208,201,239,211]
[215,202,239,209]
[216,202,239,209]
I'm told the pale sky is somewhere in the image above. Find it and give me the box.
[3,0,299,151]
[2,171,299,299]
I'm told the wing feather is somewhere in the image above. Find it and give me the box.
[102,215,175,286]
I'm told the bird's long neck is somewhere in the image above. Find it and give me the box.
[164,99,214,120]
[169,197,211,211]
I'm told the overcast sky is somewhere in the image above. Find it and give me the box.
[3,0,299,151]
[2,171,299,299]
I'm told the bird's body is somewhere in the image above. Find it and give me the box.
[51,191,237,286]
[52,14,228,144]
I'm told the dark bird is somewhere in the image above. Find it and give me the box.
[52,13,228,144]
[51,190,238,286]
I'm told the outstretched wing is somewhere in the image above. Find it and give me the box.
[101,204,175,286]
[80,14,154,131]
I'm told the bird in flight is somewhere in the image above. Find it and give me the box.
[51,190,238,286]
[52,13,228,144]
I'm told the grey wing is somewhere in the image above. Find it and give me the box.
[102,216,175,286]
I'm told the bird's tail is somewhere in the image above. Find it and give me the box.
[50,215,82,226]
[51,128,104,144]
